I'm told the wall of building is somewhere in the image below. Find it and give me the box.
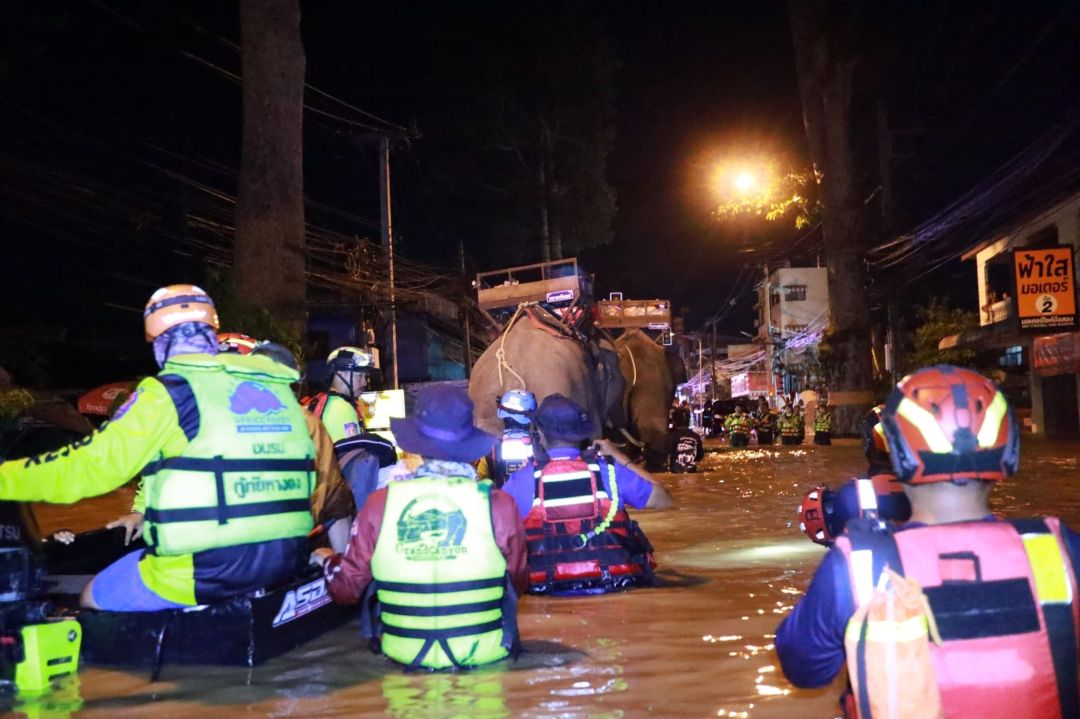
[768,267,829,334]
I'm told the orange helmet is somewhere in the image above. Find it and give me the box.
[882,365,1019,484]
[144,285,219,341]
[217,332,258,355]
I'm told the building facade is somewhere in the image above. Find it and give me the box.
[941,191,1080,436]
[755,265,831,398]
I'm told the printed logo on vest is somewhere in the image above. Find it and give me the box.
[343,422,360,437]
[230,382,286,414]
[395,495,468,561]
[229,382,292,433]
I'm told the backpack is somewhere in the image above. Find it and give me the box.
[844,565,944,719]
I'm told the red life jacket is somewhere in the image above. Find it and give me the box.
[836,518,1080,719]
[523,456,655,595]
[301,392,329,419]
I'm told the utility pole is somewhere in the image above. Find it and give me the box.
[379,136,399,389]
[710,319,717,402]
[459,240,474,376]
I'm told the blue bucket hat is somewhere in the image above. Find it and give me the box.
[533,394,595,442]
[391,385,497,463]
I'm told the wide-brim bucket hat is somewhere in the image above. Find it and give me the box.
[533,394,595,443]
[391,385,497,463]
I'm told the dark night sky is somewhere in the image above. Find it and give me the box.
[3,0,1079,386]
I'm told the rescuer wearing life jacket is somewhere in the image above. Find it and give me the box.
[813,403,833,445]
[668,407,704,473]
[797,404,912,546]
[753,400,777,445]
[502,394,672,595]
[477,389,537,488]
[779,406,802,445]
[303,346,397,511]
[312,385,526,670]
[0,285,317,611]
[724,404,752,447]
[777,366,1080,719]
[304,346,374,445]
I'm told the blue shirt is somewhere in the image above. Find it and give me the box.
[504,447,655,520]
[775,518,1080,689]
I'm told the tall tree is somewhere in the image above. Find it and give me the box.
[789,0,876,434]
[234,0,306,333]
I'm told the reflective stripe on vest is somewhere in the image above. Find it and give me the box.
[837,519,1080,719]
[855,478,879,517]
[143,353,315,555]
[370,477,509,670]
[532,460,606,520]
[499,434,533,463]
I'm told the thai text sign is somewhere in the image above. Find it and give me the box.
[1012,246,1077,331]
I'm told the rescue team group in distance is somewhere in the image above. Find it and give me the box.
[0,285,1072,718]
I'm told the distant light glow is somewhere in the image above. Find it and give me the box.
[734,172,757,193]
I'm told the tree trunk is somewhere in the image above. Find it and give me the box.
[789,0,874,434]
[235,0,307,334]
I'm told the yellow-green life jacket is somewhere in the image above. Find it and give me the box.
[142,353,315,556]
[370,477,511,670]
[814,411,832,432]
[726,414,751,434]
[306,392,361,444]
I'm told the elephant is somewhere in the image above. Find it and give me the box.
[469,305,626,439]
[615,328,676,468]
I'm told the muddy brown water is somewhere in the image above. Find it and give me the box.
[12,437,1080,718]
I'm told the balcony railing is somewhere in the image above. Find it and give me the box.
[981,296,1013,326]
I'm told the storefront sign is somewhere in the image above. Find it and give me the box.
[730,371,769,398]
[1012,246,1078,331]
[1033,332,1080,376]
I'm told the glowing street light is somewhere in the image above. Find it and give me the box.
[733,171,757,194]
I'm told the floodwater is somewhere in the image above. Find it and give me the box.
[14,437,1080,719]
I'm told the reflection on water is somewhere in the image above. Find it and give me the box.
[380,673,509,719]
[18,438,1080,718]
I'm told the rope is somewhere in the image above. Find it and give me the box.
[496,304,529,390]
[576,460,621,547]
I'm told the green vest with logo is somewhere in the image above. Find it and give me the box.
[370,477,511,670]
[142,353,315,556]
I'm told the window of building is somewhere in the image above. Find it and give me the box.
[999,345,1023,368]
[783,284,807,301]
[985,257,1013,304]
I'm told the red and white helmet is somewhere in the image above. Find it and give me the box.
[882,365,1019,484]
[217,332,258,355]
[798,485,833,546]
